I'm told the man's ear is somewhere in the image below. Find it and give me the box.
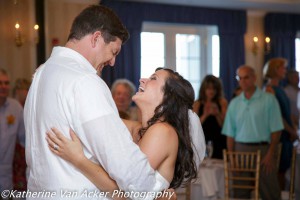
[91,31,102,48]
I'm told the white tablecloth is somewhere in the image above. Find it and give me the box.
[191,158,224,200]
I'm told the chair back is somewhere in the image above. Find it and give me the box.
[289,147,297,200]
[281,146,297,200]
[223,149,261,200]
[176,184,191,200]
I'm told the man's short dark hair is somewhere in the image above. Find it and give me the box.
[67,5,129,44]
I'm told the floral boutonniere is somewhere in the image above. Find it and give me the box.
[7,115,15,125]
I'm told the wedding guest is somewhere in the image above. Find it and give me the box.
[263,58,298,190]
[111,79,140,121]
[0,69,25,196]
[193,75,227,159]
[12,78,31,107]
[223,65,283,200]
[284,69,300,128]
[12,78,31,192]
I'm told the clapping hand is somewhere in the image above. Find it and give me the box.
[204,102,219,116]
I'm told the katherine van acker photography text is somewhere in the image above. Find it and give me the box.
[1,189,175,199]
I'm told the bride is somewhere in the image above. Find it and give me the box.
[46,68,205,198]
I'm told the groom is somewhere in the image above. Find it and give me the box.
[24,5,169,200]
[25,4,205,200]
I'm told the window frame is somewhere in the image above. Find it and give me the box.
[141,22,219,99]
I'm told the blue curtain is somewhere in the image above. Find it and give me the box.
[101,0,246,99]
[219,34,245,98]
[264,13,300,69]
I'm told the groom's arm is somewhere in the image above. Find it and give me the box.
[82,115,159,192]
[122,119,142,143]
[71,155,125,200]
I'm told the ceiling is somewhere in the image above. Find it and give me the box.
[126,0,300,13]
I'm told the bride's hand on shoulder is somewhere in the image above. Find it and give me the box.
[46,128,86,167]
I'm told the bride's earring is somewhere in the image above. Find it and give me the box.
[158,106,163,112]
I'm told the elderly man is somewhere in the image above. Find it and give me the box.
[111,79,140,120]
[222,65,283,200]
[0,69,25,199]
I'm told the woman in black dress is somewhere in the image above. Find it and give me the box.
[193,75,228,159]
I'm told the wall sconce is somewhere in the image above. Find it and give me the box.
[34,24,39,44]
[251,36,271,55]
[252,36,258,55]
[15,22,24,47]
[265,36,271,54]
[14,0,23,47]
[14,0,39,47]
[14,23,39,47]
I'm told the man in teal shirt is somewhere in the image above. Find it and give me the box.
[222,65,283,200]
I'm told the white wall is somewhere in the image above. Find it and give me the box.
[44,0,99,58]
[244,10,267,86]
[0,0,98,95]
[0,0,36,90]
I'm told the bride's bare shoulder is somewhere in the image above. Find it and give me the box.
[145,122,178,142]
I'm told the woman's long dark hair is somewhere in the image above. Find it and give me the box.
[138,68,197,188]
[198,75,223,103]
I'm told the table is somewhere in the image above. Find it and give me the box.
[177,158,224,200]
[192,158,224,200]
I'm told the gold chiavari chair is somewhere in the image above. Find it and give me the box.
[223,150,261,200]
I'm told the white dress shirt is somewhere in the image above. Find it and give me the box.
[24,47,165,200]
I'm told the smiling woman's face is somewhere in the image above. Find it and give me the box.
[132,69,168,109]
[275,65,287,80]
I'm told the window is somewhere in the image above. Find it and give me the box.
[296,38,300,73]
[176,34,200,96]
[141,32,165,78]
[212,35,220,77]
[296,32,300,87]
[141,22,219,99]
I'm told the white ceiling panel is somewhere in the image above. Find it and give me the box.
[123,0,300,13]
